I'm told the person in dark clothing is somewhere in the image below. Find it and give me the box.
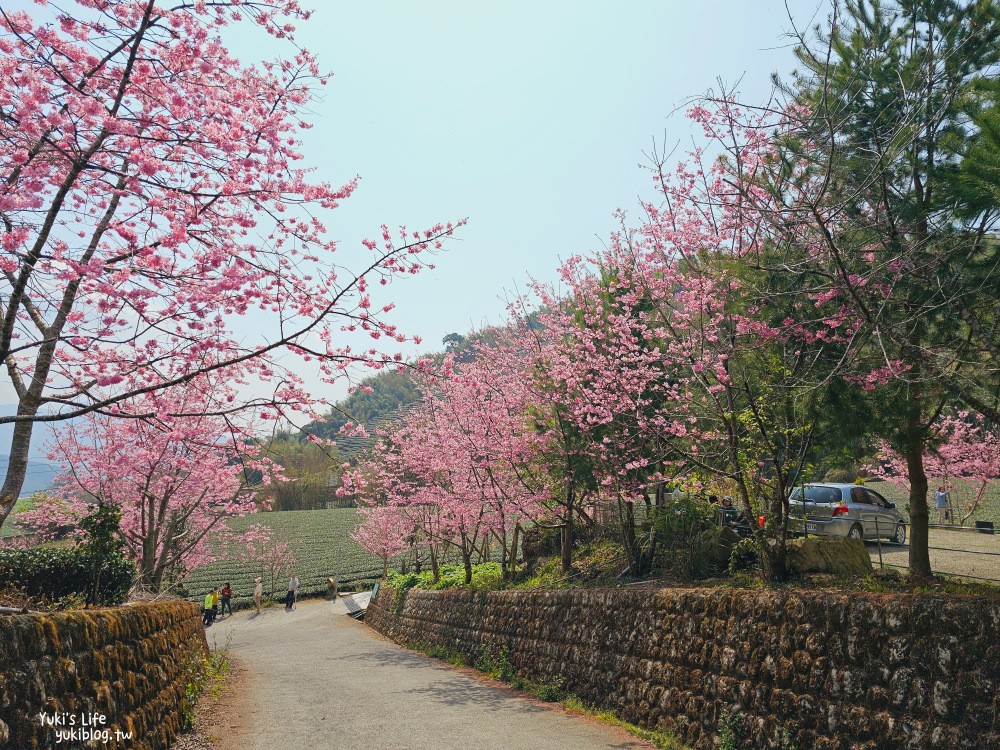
[219,582,233,617]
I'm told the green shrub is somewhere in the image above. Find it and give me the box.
[727,538,760,575]
[478,644,514,681]
[77,502,130,605]
[536,677,564,702]
[0,546,133,605]
[718,710,746,750]
[653,494,728,578]
[182,635,230,728]
[386,562,502,592]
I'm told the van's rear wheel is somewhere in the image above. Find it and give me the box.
[847,523,864,540]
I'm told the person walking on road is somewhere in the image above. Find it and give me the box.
[254,576,264,614]
[286,572,299,610]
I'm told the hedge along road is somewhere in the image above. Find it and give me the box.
[207,598,655,750]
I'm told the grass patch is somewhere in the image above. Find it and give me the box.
[420,642,466,667]
[181,635,231,729]
[719,568,1000,597]
[562,696,690,749]
[513,542,629,590]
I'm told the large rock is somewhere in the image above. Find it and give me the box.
[702,526,743,573]
[786,537,873,576]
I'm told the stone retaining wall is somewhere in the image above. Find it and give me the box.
[366,587,1000,749]
[0,600,208,750]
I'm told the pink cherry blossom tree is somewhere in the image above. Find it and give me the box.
[525,115,852,581]
[342,334,550,583]
[0,0,461,529]
[351,505,409,579]
[871,413,1000,526]
[23,370,273,591]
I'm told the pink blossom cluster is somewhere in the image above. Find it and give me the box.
[0,0,463,527]
[870,413,1000,523]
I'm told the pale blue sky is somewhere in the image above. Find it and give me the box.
[281,0,828,399]
[4,0,831,410]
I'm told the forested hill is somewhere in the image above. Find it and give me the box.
[305,369,424,441]
[302,331,478,444]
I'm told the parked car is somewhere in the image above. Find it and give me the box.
[788,483,907,544]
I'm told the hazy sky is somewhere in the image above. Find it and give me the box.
[278,0,828,400]
[4,0,832,411]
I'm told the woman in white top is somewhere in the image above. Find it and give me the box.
[254,577,264,614]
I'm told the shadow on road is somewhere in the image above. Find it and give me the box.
[398,678,546,714]
[337,648,446,670]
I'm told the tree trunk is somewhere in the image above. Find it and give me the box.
[0,402,39,528]
[560,484,576,574]
[760,540,788,582]
[560,519,573,574]
[905,427,932,578]
[139,536,159,592]
[619,499,643,577]
[429,546,440,583]
[463,555,473,585]
[506,523,520,578]
[763,488,788,583]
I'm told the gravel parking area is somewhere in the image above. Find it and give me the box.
[870,527,1000,582]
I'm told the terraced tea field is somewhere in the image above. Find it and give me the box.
[182,508,388,608]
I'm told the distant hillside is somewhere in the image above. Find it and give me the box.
[298,332,493,460]
[0,405,62,496]
[307,369,424,441]
[0,405,58,463]
[320,402,423,461]
[0,456,59,497]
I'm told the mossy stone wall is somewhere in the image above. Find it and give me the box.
[0,600,208,750]
[366,587,1000,749]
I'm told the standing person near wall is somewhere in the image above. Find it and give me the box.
[203,588,218,626]
[254,577,263,614]
[286,573,299,611]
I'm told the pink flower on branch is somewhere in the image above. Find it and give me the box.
[34,369,279,592]
[0,0,464,529]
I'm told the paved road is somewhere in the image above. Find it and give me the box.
[869,527,1000,582]
[206,598,651,750]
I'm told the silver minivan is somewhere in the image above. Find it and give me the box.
[788,483,907,545]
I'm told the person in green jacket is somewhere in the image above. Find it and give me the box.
[203,588,218,626]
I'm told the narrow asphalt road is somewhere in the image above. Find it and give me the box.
[205,598,652,750]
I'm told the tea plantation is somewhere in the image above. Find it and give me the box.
[182,508,386,608]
